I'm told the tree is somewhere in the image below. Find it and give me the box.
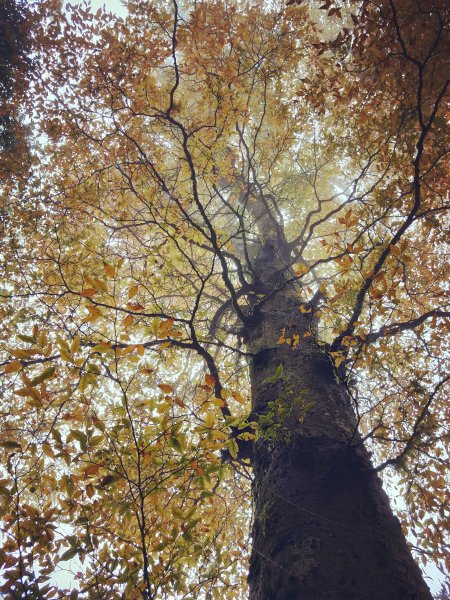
[0,0,448,598]
[0,0,29,149]
[0,0,33,209]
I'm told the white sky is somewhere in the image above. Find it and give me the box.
[63,0,128,17]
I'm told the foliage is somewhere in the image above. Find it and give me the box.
[0,0,448,597]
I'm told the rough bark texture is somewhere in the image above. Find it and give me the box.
[246,285,433,600]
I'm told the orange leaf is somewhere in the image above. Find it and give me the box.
[158,383,173,394]
[174,396,186,408]
[81,288,97,298]
[4,361,22,374]
[141,367,154,375]
[158,318,174,336]
[126,303,145,311]
[192,461,205,476]
[205,373,216,387]
[231,391,246,404]
[104,263,116,277]
[128,285,139,299]
[85,464,100,477]
[123,314,134,328]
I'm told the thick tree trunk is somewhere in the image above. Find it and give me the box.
[246,285,433,600]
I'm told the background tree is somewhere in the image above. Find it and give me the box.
[0,0,448,598]
[0,0,32,186]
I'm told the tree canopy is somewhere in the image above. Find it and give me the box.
[0,0,448,598]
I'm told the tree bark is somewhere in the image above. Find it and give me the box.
[246,284,433,600]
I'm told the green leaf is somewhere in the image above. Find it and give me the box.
[51,428,63,445]
[30,367,56,386]
[0,485,11,497]
[227,438,239,459]
[69,430,88,452]
[18,334,36,344]
[60,547,79,561]
[99,474,122,487]
[0,440,22,450]
[263,363,284,384]
[170,436,182,452]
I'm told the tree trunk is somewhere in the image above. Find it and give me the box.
[246,284,433,600]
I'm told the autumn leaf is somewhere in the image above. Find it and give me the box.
[42,443,55,458]
[126,302,145,311]
[128,284,139,299]
[99,474,122,488]
[59,548,79,562]
[81,288,97,298]
[158,383,173,394]
[4,361,22,374]
[205,373,216,387]
[85,464,100,477]
[122,314,134,328]
[103,263,116,277]
[0,0,447,596]
[0,441,22,451]
[30,366,56,386]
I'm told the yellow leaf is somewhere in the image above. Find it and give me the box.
[93,278,108,293]
[211,397,226,407]
[119,345,134,356]
[104,263,116,277]
[86,305,102,317]
[59,348,72,361]
[91,344,112,354]
[14,387,42,402]
[69,337,79,354]
[30,367,55,386]
[158,318,174,337]
[169,330,183,337]
[227,438,239,459]
[10,348,39,359]
[231,391,246,404]
[204,412,216,428]
[128,284,139,299]
[42,443,55,459]
[329,351,345,368]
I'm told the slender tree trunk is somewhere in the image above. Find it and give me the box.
[246,281,433,599]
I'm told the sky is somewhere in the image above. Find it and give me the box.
[62,0,128,18]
